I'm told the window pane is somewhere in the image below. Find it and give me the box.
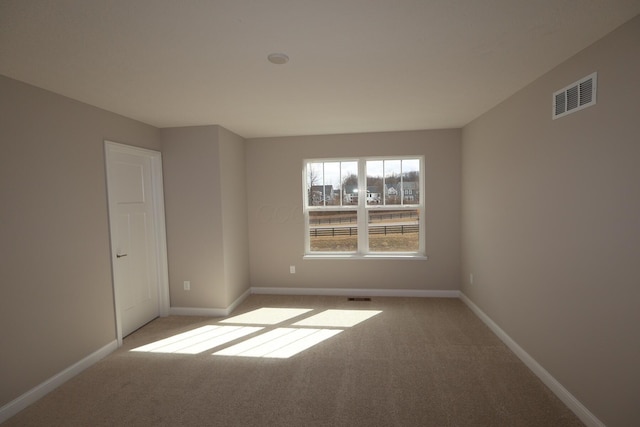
[307,162,325,206]
[340,161,358,206]
[383,160,401,205]
[309,211,358,252]
[368,209,419,252]
[366,160,383,205]
[323,162,340,206]
[401,159,420,205]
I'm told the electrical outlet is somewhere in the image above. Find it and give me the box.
[290,265,296,274]
[183,281,191,291]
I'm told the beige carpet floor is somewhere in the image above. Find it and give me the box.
[4,295,584,426]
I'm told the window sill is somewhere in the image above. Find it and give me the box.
[303,254,428,261]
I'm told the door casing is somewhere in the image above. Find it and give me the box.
[105,140,170,346]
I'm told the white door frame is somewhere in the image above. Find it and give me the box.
[105,140,170,346]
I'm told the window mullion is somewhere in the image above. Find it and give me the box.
[399,162,404,205]
[303,163,310,253]
[357,160,367,254]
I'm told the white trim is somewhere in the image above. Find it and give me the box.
[303,156,425,257]
[1,291,600,426]
[104,141,170,346]
[251,287,460,298]
[459,293,605,427]
[227,288,252,313]
[170,288,252,317]
[357,159,367,252]
[150,152,170,318]
[0,340,117,424]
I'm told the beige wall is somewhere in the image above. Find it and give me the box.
[461,16,640,427]
[161,125,250,310]
[161,126,225,308]
[0,76,160,407]
[246,130,461,291]
[219,127,251,306]
[4,15,637,424]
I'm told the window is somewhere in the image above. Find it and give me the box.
[303,157,425,258]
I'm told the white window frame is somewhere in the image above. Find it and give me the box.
[303,156,426,260]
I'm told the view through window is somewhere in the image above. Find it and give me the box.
[304,157,424,256]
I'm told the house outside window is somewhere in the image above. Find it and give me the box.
[303,157,425,258]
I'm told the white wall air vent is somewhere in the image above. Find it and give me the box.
[552,72,597,119]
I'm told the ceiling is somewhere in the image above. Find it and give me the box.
[1,1,639,138]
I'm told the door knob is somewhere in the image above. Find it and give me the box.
[116,253,128,258]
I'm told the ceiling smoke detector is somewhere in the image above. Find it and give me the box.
[267,53,289,65]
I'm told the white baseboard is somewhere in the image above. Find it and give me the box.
[251,286,460,298]
[169,288,458,316]
[0,289,255,423]
[459,293,604,427]
[169,288,252,318]
[227,288,251,313]
[4,291,598,427]
[0,340,118,424]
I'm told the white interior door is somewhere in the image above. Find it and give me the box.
[105,141,169,340]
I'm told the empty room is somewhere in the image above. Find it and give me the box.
[1,1,639,426]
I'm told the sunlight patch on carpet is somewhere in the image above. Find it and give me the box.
[130,325,263,354]
[213,328,342,359]
[131,307,382,358]
[293,309,382,327]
